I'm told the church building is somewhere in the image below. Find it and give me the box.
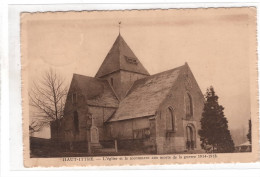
[58,34,205,154]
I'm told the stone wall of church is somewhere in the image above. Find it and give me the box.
[106,117,156,152]
[61,105,117,144]
[106,117,150,140]
[182,65,204,151]
[62,105,89,142]
[155,82,188,153]
[155,65,204,154]
[61,79,89,143]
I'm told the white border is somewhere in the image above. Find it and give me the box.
[1,1,260,177]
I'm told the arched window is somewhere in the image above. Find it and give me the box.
[73,111,79,134]
[166,107,175,131]
[72,93,77,104]
[185,93,193,118]
[110,78,114,86]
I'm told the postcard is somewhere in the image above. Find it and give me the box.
[21,7,258,167]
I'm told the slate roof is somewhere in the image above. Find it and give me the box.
[73,74,119,107]
[95,34,150,78]
[108,65,184,122]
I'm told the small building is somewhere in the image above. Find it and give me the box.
[58,34,205,154]
[235,141,252,152]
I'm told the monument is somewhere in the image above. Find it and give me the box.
[89,115,102,153]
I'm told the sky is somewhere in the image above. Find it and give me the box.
[23,7,256,138]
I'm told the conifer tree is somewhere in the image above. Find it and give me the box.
[199,86,235,153]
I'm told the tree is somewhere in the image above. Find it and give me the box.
[29,69,67,137]
[199,86,235,153]
[247,119,251,144]
[29,118,49,136]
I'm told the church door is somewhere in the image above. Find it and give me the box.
[186,125,195,150]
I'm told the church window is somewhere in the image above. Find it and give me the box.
[125,56,138,65]
[72,93,77,104]
[166,107,175,132]
[185,93,193,118]
[73,111,79,134]
[111,78,114,86]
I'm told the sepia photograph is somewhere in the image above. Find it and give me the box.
[20,7,258,167]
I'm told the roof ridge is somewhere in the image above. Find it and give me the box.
[125,64,185,96]
[73,73,94,78]
[118,34,122,70]
[71,73,119,107]
[73,73,107,82]
[149,65,185,78]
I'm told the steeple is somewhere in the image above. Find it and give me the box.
[95,34,150,78]
[95,34,150,100]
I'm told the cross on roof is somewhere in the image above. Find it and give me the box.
[119,21,121,34]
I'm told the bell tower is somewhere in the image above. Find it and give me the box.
[95,34,150,100]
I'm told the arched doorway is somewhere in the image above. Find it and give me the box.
[186,124,196,150]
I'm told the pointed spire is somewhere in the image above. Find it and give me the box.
[95,34,150,78]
